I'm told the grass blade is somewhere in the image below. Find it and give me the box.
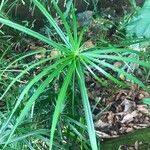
[0,129,49,145]
[50,62,75,150]
[82,56,126,87]
[76,61,98,150]
[82,48,141,54]
[3,60,70,149]
[33,0,71,48]
[0,55,60,100]
[84,54,150,68]
[0,50,51,79]
[89,57,150,92]
[0,57,72,134]
[0,18,68,52]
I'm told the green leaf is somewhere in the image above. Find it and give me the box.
[0,0,4,11]
[81,58,107,86]
[0,129,49,144]
[89,57,150,93]
[82,48,140,54]
[77,27,87,49]
[0,18,68,52]
[127,0,150,37]
[83,56,126,87]
[33,0,72,48]
[76,61,98,150]
[0,50,50,79]
[50,62,75,150]
[71,5,78,46]
[83,53,150,68]
[0,55,59,100]
[51,0,75,48]
[0,57,72,134]
[3,60,70,149]
[68,123,87,142]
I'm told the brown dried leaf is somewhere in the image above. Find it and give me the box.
[121,111,138,123]
[95,119,110,128]
[50,49,61,57]
[137,105,149,114]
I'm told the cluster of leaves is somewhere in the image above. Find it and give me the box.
[0,0,150,150]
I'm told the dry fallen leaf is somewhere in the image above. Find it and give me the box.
[95,119,110,128]
[50,49,61,57]
[121,99,135,113]
[95,86,150,138]
[30,46,46,59]
[121,111,138,123]
[137,105,149,114]
[84,40,94,49]
[81,40,95,51]
[113,61,122,68]
[96,131,118,138]
[119,74,125,80]
[126,127,134,133]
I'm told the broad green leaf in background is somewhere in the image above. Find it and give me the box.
[127,0,150,37]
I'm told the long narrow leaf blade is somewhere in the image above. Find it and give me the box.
[0,50,49,79]
[0,55,59,100]
[80,58,107,86]
[82,48,141,54]
[82,57,126,87]
[0,18,68,52]
[0,57,72,134]
[50,62,75,150]
[33,0,71,48]
[76,61,98,150]
[89,57,150,92]
[51,0,75,47]
[3,61,70,149]
[84,54,150,68]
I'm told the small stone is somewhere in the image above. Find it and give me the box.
[77,11,93,26]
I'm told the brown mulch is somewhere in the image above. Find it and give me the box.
[88,83,150,138]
